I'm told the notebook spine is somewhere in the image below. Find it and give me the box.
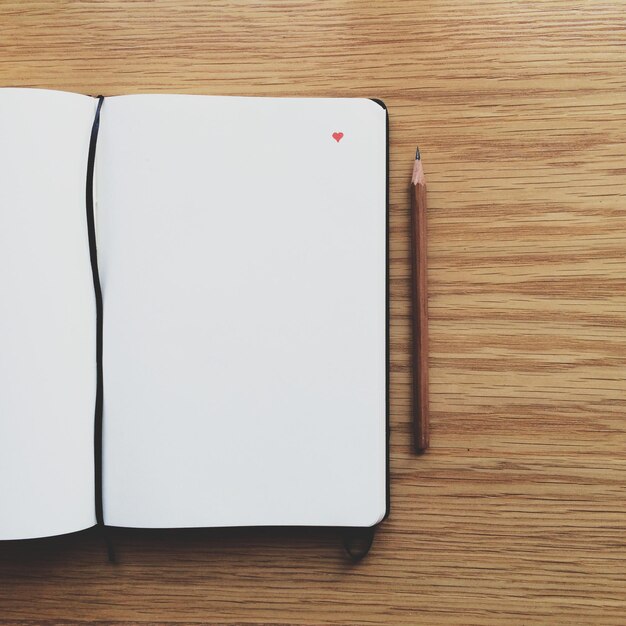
[85,95,112,561]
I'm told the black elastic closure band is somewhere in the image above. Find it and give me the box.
[342,527,376,562]
[85,96,114,563]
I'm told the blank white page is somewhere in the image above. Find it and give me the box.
[97,95,386,528]
[0,88,97,539]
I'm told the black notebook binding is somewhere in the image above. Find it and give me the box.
[82,96,389,563]
[85,95,114,562]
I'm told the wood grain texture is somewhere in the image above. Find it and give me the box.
[1,1,626,623]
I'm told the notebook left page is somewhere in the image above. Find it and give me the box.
[0,88,97,540]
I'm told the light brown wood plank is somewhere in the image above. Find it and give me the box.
[1,1,625,623]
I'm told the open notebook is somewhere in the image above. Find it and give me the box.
[0,88,388,544]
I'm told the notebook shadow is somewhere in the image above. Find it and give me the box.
[0,525,369,568]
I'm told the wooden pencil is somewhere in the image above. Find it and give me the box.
[410,147,430,452]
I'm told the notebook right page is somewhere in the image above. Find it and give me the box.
[96,95,387,529]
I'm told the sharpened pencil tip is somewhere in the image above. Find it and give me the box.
[415,146,421,160]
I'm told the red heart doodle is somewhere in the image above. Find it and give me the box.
[332,132,344,142]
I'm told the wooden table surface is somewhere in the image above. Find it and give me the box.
[1,1,625,624]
